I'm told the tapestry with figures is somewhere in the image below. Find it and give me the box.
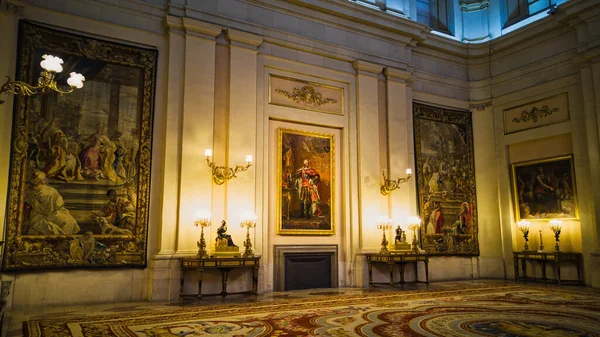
[413,102,479,256]
[2,21,157,270]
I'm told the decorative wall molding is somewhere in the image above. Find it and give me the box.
[503,93,570,134]
[469,101,492,111]
[269,74,344,115]
[274,86,338,108]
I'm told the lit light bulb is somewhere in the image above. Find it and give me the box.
[67,72,85,88]
[204,149,213,157]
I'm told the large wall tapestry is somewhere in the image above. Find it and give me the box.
[414,103,479,256]
[277,128,334,235]
[2,21,157,270]
[510,155,578,221]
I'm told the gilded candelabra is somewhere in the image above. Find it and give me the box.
[517,220,530,251]
[380,168,412,195]
[550,220,562,252]
[194,212,212,258]
[240,213,257,258]
[204,149,253,185]
[377,218,392,254]
[408,216,422,254]
[0,54,84,104]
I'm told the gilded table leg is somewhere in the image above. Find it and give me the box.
[556,259,562,285]
[399,263,406,285]
[514,256,519,281]
[179,268,184,303]
[368,261,373,287]
[414,261,419,283]
[424,260,429,284]
[540,261,548,283]
[389,263,394,287]
[221,268,231,298]
[252,265,259,296]
[198,268,204,300]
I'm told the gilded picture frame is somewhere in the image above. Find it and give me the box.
[2,21,157,270]
[510,155,578,222]
[277,128,334,235]
[414,102,479,256]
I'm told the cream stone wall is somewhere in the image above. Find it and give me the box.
[0,0,598,308]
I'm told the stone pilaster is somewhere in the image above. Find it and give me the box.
[225,28,263,240]
[354,60,384,251]
[384,67,414,224]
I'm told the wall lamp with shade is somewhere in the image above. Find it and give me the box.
[380,168,412,195]
[204,149,253,185]
[0,54,85,104]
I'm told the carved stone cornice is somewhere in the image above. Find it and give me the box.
[353,60,384,76]
[182,18,222,39]
[469,100,492,111]
[384,67,413,84]
[226,28,263,49]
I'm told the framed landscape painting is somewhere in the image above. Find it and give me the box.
[277,128,334,235]
[413,102,479,256]
[511,155,578,221]
[2,21,157,270]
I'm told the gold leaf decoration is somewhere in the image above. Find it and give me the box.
[512,106,559,123]
[275,86,337,107]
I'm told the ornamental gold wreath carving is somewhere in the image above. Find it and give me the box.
[275,86,338,107]
[512,105,559,123]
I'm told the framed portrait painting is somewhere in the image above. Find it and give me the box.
[2,21,157,270]
[510,155,578,221]
[277,128,334,235]
[413,102,479,256]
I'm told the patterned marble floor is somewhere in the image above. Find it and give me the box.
[4,280,592,337]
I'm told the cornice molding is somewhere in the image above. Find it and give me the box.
[353,60,384,75]
[469,100,492,111]
[384,67,413,83]
[226,28,264,48]
[182,17,222,38]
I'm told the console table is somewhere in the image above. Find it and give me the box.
[180,256,260,301]
[366,253,429,287]
[513,251,583,285]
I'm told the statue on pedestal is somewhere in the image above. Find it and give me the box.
[214,220,240,257]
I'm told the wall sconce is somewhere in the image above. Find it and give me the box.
[380,168,412,195]
[204,149,253,185]
[550,219,562,252]
[517,220,530,251]
[240,212,257,258]
[408,216,421,254]
[377,217,392,254]
[194,210,211,258]
[0,54,85,104]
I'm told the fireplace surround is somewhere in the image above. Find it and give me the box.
[274,245,338,291]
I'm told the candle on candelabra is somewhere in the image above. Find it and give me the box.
[377,217,392,254]
[240,212,257,257]
[517,220,530,251]
[550,219,562,252]
[537,229,544,253]
[194,210,212,258]
[408,216,421,254]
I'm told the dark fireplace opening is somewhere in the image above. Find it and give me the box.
[284,253,332,291]
[274,245,338,292]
